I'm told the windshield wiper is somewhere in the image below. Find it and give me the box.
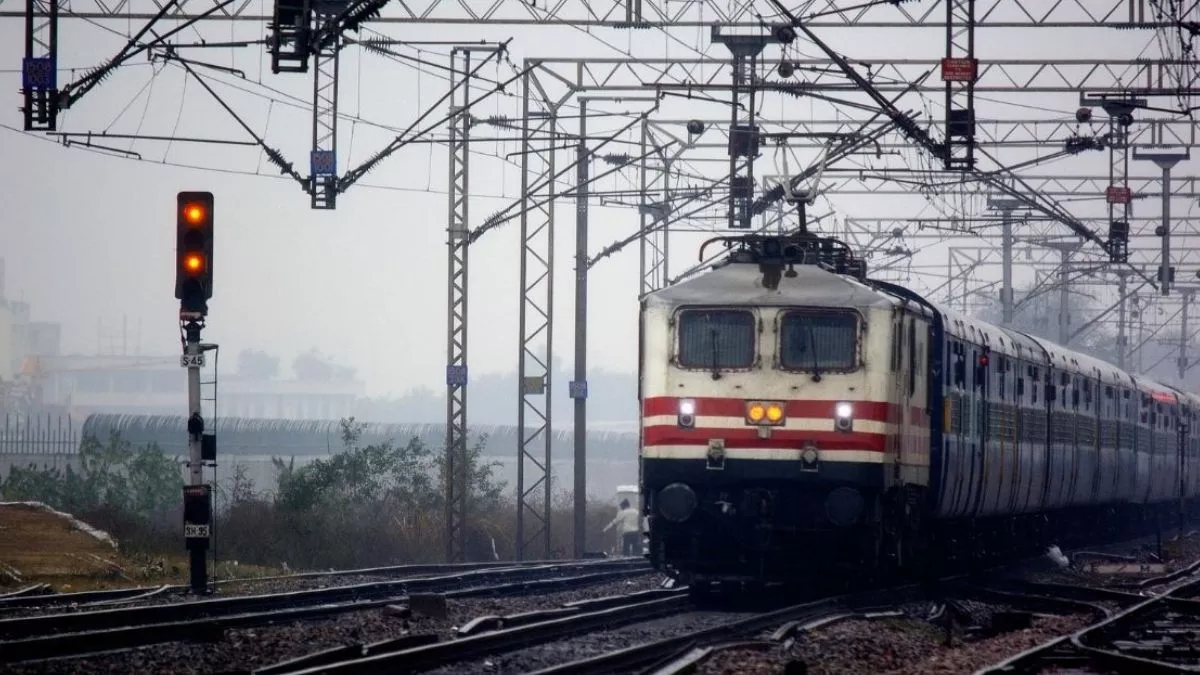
[806,323,823,383]
[709,327,722,381]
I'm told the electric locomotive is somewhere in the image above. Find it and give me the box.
[639,232,1200,587]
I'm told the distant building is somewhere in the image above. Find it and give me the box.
[0,258,363,420]
[30,354,364,419]
[0,260,63,414]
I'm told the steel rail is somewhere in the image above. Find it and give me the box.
[978,568,1200,673]
[264,592,694,675]
[0,567,652,664]
[0,559,646,641]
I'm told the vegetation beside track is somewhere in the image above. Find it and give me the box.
[0,418,622,590]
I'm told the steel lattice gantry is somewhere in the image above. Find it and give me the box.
[643,116,1198,150]
[308,0,342,209]
[444,46,482,564]
[942,0,976,169]
[0,0,1178,26]
[522,56,1200,96]
[20,0,56,130]
[515,63,570,561]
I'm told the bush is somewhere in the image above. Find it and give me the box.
[0,432,184,552]
[1,419,630,571]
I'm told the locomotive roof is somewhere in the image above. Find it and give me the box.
[644,261,898,311]
[649,260,1200,404]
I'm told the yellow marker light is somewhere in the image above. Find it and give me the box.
[766,403,784,423]
[747,402,766,423]
[183,253,205,273]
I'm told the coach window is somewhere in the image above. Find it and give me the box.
[676,308,756,370]
[779,310,859,372]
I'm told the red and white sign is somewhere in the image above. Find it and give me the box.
[1106,186,1132,204]
[941,57,978,82]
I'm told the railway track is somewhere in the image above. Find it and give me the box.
[255,587,694,675]
[0,558,649,664]
[519,550,1200,675]
[978,568,1200,674]
[0,558,602,614]
[247,576,953,675]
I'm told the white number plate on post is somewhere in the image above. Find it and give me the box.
[184,524,210,538]
[180,354,206,368]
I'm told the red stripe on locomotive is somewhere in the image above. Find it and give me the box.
[642,396,893,422]
[642,427,887,452]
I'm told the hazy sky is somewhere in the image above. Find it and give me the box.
[1,0,1195,397]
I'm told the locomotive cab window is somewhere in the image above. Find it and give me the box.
[778,309,859,372]
[675,308,757,370]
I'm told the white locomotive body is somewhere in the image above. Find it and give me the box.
[639,234,1200,584]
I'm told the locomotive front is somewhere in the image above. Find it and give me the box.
[639,253,902,585]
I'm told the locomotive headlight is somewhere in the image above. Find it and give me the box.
[765,403,785,423]
[834,401,853,432]
[747,402,766,423]
[677,399,696,428]
[745,401,786,426]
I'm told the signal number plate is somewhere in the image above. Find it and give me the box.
[184,524,210,538]
[180,354,206,368]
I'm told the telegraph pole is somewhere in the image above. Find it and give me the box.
[572,98,589,559]
[1134,148,1190,296]
[1040,240,1079,346]
[176,192,215,594]
[1058,249,1070,345]
[987,196,1022,326]
[1116,269,1130,370]
[711,26,772,230]
[1177,288,1193,544]
[1179,290,1192,383]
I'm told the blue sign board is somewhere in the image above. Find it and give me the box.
[446,364,468,387]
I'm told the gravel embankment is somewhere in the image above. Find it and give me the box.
[3,574,667,675]
[697,610,1093,675]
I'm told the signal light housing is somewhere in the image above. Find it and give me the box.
[176,191,214,315]
[745,400,786,426]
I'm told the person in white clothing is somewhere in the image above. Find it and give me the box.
[603,499,642,556]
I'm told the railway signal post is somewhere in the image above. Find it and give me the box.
[176,191,215,594]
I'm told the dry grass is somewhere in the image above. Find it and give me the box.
[0,503,286,592]
[0,502,129,587]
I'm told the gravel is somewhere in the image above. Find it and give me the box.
[424,609,757,675]
[2,573,668,675]
[696,611,1094,675]
[1015,531,1200,588]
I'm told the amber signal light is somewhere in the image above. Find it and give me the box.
[183,253,205,274]
[175,191,214,314]
[182,203,208,226]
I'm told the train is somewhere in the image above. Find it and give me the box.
[638,232,1200,589]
